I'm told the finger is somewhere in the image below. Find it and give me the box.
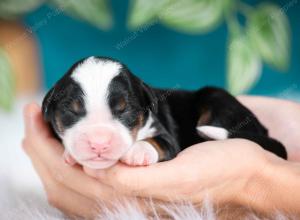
[47,182,100,219]
[23,102,51,137]
[23,138,101,218]
[83,161,182,200]
[22,138,57,189]
[23,132,116,201]
[23,103,117,201]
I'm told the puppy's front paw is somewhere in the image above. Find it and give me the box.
[121,141,159,166]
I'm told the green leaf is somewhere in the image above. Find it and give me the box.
[247,3,290,71]
[0,49,15,111]
[227,33,261,95]
[0,0,42,19]
[49,0,113,29]
[128,0,170,28]
[159,0,227,34]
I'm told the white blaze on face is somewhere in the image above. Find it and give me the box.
[62,57,134,169]
[71,57,120,113]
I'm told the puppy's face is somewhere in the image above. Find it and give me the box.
[42,57,157,169]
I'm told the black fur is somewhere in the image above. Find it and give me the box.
[42,60,87,138]
[156,87,287,159]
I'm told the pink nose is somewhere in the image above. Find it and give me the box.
[86,130,113,153]
[90,142,110,153]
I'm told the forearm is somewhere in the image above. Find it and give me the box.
[240,158,300,215]
[238,95,300,161]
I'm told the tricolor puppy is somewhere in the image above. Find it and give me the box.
[42,56,287,169]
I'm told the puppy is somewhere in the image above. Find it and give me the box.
[42,56,287,169]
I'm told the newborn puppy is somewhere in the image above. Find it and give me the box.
[42,56,287,169]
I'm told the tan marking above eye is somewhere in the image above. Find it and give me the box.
[71,100,81,113]
[116,97,126,111]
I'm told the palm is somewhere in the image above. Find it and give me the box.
[172,139,268,188]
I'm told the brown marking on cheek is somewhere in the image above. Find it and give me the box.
[197,108,212,126]
[131,113,144,140]
[144,138,165,161]
[54,112,64,133]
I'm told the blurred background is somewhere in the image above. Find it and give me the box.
[0,0,299,216]
[0,0,299,111]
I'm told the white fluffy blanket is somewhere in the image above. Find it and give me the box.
[0,180,293,220]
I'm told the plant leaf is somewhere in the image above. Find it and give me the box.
[0,0,42,19]
[227,33,261,95]
[247,3,290,71]
[128,0,170,29]
[159,0,227,34]
[49,0,113,29]
[0,49,14,111]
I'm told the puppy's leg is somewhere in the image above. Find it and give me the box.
[196,125,287,159]
[121,134,179,166]
[230,132,288,159]
[195,87,287,159]
[120,141,159,166]
[196,125,229,140]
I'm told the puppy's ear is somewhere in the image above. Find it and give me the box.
[141,82,158,113]
[42,86,57,122]
[42,85,65,141]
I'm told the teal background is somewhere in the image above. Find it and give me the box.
[23,0,300,96]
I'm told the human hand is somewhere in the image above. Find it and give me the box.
[22,103,123,219]
[84,138,275,205]
[23,97,300,217]
[24,103,265,217]
[83,96,300,212]
[238,96,300,161]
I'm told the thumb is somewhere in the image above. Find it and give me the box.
[23,103,51,137]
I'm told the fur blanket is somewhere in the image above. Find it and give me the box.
[0,179,294,220]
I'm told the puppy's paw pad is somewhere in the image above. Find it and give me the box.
[121,141,159,166]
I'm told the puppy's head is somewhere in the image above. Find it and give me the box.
[42,57,157,169]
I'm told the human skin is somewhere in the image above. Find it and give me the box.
[22,96,300,218]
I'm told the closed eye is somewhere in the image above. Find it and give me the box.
[61,99,84,116]
[71,100,84,114]
[110,96,127,114]
[115,97,127,113]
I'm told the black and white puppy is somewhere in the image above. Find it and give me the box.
[42,56,287,169]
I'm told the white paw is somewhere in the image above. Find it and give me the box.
[196,125,229,140]
[121,141,159,166]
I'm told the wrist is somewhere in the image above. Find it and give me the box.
[239,154,300,215]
